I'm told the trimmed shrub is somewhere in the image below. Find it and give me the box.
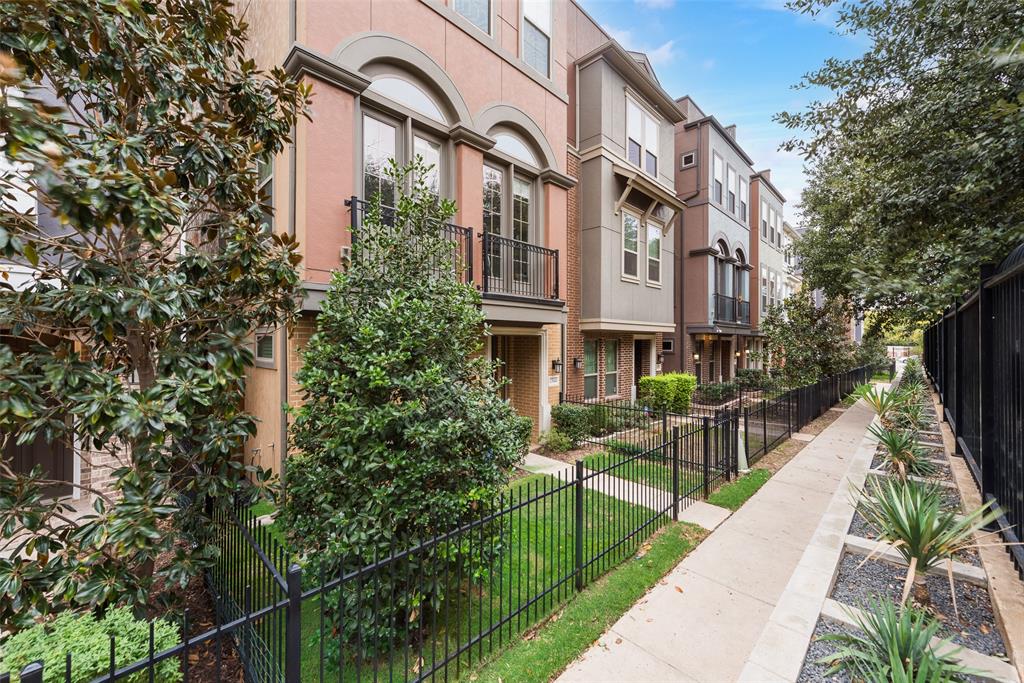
[0,607,181,683]
[735,368,769,389]
[694,382,739,404]
[539,429,572,453]
[604,439,647,457]
[638,373,697,414]
[551,403,592,447]
[587,405,624,436]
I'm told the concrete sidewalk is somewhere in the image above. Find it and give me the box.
[557,400,877,683]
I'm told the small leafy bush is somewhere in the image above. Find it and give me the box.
[551,404,592,447]
[539,429,572,453]
[820,598,972,682]
[694,382,738,404]
[0,607,181,683]
[604,439,646,457]
[587,405,624,436]
[638,373,697,413]
[735,368,769,390]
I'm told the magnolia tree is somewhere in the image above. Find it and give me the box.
[0,0,310,629]
[281,161,532,655]
[760,293,855,387]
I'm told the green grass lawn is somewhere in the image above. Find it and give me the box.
[223,475,670,681]
[468,522,706,683]
[582,451,678,492]
[706,469,772,510]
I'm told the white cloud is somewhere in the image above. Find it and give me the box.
[602,24,678,67]
[635,0,675,8]
[647,40,677,66]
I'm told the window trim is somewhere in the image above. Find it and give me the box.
[646,221,663,287]
[621,209,641,281]
[583,339,599,399]
[625,92,661,179]
[760,199,768,237]
[453,0,493,36]
[712,152,724,204]
[254,329,275,369]
[605,339,619,397]
[521,1,552,79]
[680,151,696,169]
[662,338,674,353]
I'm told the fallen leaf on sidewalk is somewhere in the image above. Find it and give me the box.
[674,585,683,593]
[615,638,622,645]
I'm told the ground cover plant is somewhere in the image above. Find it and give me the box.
[0,0,310,629]
[281,162,531,657]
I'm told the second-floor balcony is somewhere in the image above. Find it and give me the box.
[483,233,560,304]
[345,197,560,306]
[713,294,750,325]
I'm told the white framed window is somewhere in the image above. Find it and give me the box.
[760,199,768,237]
[739,177,748,221]
[254,329,275,368]
[626,96,660,177]
[512,176,532,282]
[605,339,619,396]
[362,114,398,206]
[622,210,640,279]
[775,213,783,247]
[662,338,674,353]
[680,151,696,169]
[768,207,777,244]
[454,0,490,34]
[584,339,598,399]
[646,222,662,285]
[726,166,737,214]
[483,165,504,274]
[761,267,768,310]
[413,134,442,197]
[522,0,551,77]
[712,153,724,204]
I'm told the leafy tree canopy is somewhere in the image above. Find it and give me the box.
[760,293,856,386]
[781,0,1024,326]
[0,0,310,629]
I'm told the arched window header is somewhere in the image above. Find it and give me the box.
[492,132,539,167]
[366,76,447,124]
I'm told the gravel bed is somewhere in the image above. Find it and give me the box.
[846,508,981,567]
[797,618,854,682]
[829,553,1005,656]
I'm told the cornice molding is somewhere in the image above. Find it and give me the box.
[539,168,577,190]
[284,44,370,95]
[449,123,495,152]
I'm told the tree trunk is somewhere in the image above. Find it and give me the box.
[912,573,930,608]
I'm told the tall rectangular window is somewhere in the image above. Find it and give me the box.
[413,135,441,197]
[512,177,531,282]
[584,339,598,399]
[647,223,662,284]
[761,267,768,310]
[363,115,397,206]
[760,200,768,237]
[454,0,490,33]
[605,340,619,396]
[769,207,777,244]
[627,97,659,177]
[622,211,639,279]
[712,153,724,204]
[726,166,737,213]
[739,178,748,221]
[483,166,503,275]
[523,0,551,77]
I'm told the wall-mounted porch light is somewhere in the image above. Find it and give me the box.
[552,359,564,373]
[573,357,584,370]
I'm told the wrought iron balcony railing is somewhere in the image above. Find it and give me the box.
[737,300,750,324]
[714,293,737,323]
[345,197,473,283]
[482,232,560,304]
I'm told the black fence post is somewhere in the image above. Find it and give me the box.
[743,405,750,465]
[722,410,732,482]
[671,426,680,520]
[286,564,303,682]
[979,264,997,499]
[19,662,43,683]
[574,460,584,591]
[661,408,668,445]
[732,408,741,477]
[786,389,792,438]
[761,399,767,452]
[701,416,711,499]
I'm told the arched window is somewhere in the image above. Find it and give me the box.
[360,69,452,205]
[715,240,732,297]
[493,132,539,166]
[734,248,748,301]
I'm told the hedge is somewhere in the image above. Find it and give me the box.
[694,381,739,404]
[638,373,697,414]
[551,403,592,447]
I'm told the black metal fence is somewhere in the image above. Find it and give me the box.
[923,243,1024,577]
[4,367,872,682]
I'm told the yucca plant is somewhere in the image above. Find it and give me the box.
[893,401,928,432]
[820,598,973,682]
[859,477,1003,608]
[855,384,908,429]
[869,425,935,479]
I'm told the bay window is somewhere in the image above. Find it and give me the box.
[627,97,660,177]
[647,223,662,285]
[622,211,640,279]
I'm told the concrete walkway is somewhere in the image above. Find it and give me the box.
[557,400,878,683]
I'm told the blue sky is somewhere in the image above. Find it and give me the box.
[577,0,866,223]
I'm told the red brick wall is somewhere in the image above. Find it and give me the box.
[565,150,584,397]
